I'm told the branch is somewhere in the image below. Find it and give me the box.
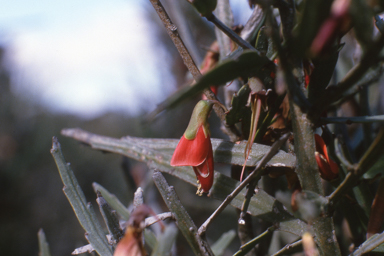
[198,133,290,236]
[328,128,384,206]
[233,226,277,256]
[320,115,384,125]
[313,32,384,114]
[271,239,303,256]
[206,14,258,51]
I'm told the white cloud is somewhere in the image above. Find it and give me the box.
[5,0,173,118]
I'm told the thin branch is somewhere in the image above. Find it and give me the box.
[144,212,174,227]
[233,226,277,256]
[198,133,290,236]
[206,14,258,51]
[320,115,384,125]
[313,32,384,114]
[328,66,382,110]
[334,137,354,170]
[271,239,303,256]
[328,128,384,206]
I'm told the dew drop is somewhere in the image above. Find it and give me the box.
[238,218,246,225]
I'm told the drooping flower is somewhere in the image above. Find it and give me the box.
[170,100,215,195]
[114,205,150,256]
[314,134,339,181]
[114,205,164,256]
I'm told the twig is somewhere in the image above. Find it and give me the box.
[148,0,236,138]
[206,14,258,51]
[144,212,174,227]
[198,133,290,236]
[153,171,214,256]
[320,115,384,125]
[328,66,382,109]
[233,226,277,256]
[334,137,354,170]
[328,129,384,206]
[239,177,259,224]
[313,32,384,114]
[271,239,303,256]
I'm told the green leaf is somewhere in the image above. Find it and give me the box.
[61,128,306,237]
[153,171,214,255]
[37,229,52,256]
[50,137,113,256]
[225,84,252,126]
[152,50,274,115]
[96,195,124,244]
[351,231,384,255]
[211,230,236,256]
[93,182,130,221]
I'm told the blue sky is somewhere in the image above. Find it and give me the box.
[0,0,251,118]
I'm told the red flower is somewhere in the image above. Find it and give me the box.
[114,205,150,256]
[170,100,215,194]
[314,134,339,180]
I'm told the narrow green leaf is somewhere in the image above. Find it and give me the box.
[225,84,252,126]
[93,182,130,221]
[350,231,384,255]
[153,171,214,256]
[38,229,52,256]
[151,225,178,256]
[211,230,236,256]
[50,137,113,256]
[96,195,124,244]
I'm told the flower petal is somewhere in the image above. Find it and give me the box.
[315,152,338,181]
[315,134,339,176]
[170,126,210,166]
[193,143,214,193]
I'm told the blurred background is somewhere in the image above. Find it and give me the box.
[0,0,252,255]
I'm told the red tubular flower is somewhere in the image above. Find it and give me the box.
[170,100,215,194]
[314,134,339,181]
